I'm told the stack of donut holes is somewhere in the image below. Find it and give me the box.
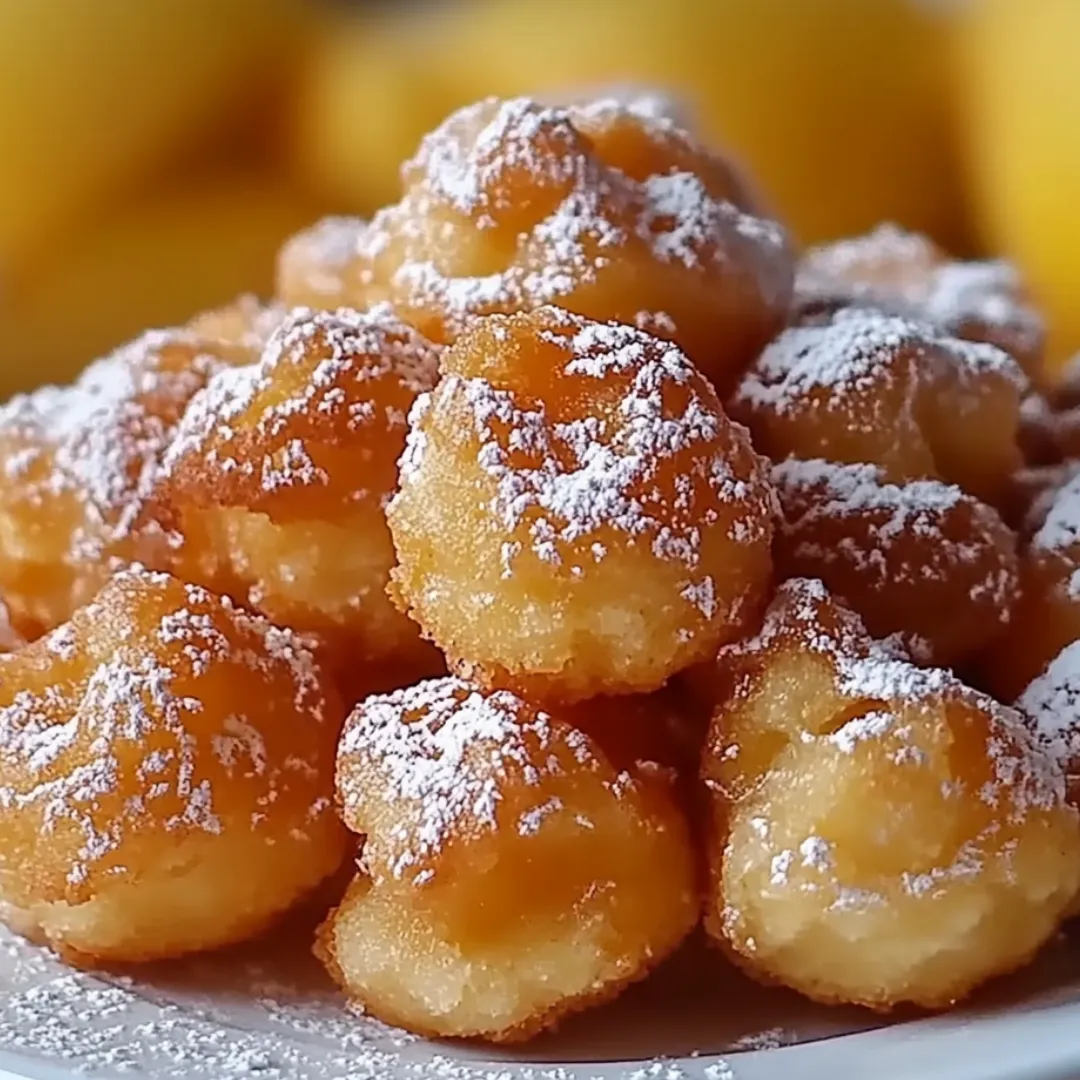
[1,93,1079,1046]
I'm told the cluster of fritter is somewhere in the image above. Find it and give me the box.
[1,95,1079,1045]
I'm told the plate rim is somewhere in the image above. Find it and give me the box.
[1,988,1079,1080]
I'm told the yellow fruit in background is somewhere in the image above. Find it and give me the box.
[957,0,1080,365]
[0,173,322,397]
[290,9,470,214]
[293,0,967,249]
[0,0,304,276]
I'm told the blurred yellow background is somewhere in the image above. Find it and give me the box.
[1,0,1078,395]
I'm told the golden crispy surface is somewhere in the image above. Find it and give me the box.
[388,306,776,702]
[795,224,1046,378]
[154,306,443,681]
[983,470,1080,701]
[728,306,1028,507]
[0,330,248,638]
[319,677,698,1041]
[700,579,1080,1011]
[772,459,1019,666]
[1017,640,1080,807]
[0,567,347,964]
[1001,461,1080,535]
[276,217,367,312]
[276,97,793,392]
[186,294,288,357]
[565,685,708,793]
[1,89,1076,1044]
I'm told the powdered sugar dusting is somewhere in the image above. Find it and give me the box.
[0,566,332,890]
[339,677,598,883]
[555,88,697,137]
[1032,472,1080,555]
[0,329,224,562]
[0,915,897,1077]
[396,311,773,592]
[733,306,1025,420]
[716,579,1071,930]
[720,579,1065,817]
[163,305,440,498]
[359,96,791,336]
[796,224,1044,366]
[772,459,1016,610]
[1017,641,1080,782]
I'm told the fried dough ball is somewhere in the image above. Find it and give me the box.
[1017,392,1062,467]
[0,599,26,654]
[155,305,444,691]
[540,84,697,134]
[276,216,367,311]
[772,459,1019,666]
[982,471,1080,701]
[701,578,1080,1011]
[564,686,709,813]
[1012,381,1080,469]
[794,224,1046,377]
[1000,460,1080,535]
[1052,352,1080,411]
[280,97,793,393]
[0,566,347,965]
[1049,410,1080,463]
[0,330,248,639]
[317,677,697,1042]
[387,306,776,703]
[727,307,1027,506]
[186,294,288,356]
[1009,359,1080,469]
[1017,641,1080,808]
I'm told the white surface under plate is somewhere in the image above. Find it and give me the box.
[0,910,1078,1080]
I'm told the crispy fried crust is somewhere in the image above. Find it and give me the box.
[150,306,443,680]
[728,306,1027,508]
[318,677,699,1041]
[0,567,348,963]
[277,96,793,392]
[388,306,776,703]
[700,579,1080,1011]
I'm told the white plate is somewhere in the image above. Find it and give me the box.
[1,913,1078,1080]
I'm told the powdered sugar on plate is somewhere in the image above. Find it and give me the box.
[0,889,1077,1077]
